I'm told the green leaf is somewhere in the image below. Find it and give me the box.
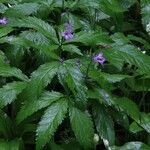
[5,3,40,17]
[0,82,27,108]
[129,121,143,134]
[16,91,63,124]
[111,142,150,150]
[69,106,94,149]
[137,113,150,134]
[66,32,112,46]
[93,103,115,146]
[9,16,57,42]
[36,99,68,150]
[0,27,14,38]
[0,110,13,138]
[22,62,59,102]
[0,139,23,150]
[0,64,28,81]
[112,97,140,121]
[58,60,87,106]
[62,44,83,55]
[103,44,150,74]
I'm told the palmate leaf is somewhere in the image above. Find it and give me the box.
[5,3,40,17]
[8,16,57,42]
[36,99,68,150]
[93,103,115,146]
[69,106,94,149]
[16,91,63,124]
[22,62,60,102]
[0,82,27,108]
[103,44,150,75]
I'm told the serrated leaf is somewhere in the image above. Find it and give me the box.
[62,44,83,55]
[0,82,27,108]
[36,99,68,150]
[0,64,28,81]
[66,32,112,46]
[103,44,150,74]
[93,103,115,146]
[16,91,63,124]
[112,97,140,121]
[69,107,94,149]
[8,16,57,42]
[5,3,40,17]
[22,62,59,102]
[58,60,87,106]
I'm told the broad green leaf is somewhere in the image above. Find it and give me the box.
[111,142,150,150]
[22,62,59,102]
[93,103,115,146]
[0,82,27,108]
[69,107,94,149]
[16,91,63,124]
[36,99,68,150]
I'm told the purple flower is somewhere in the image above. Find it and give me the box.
[0,17,7,25]
[61,31,73,40]
[93,52,106,65]
[65,22,73,33]
[61,21,74,41]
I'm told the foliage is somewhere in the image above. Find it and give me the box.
[0,0,149,149]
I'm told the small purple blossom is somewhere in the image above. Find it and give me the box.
[0,17,7,25]
[65,22,73,33]
[93,52,106,65]
[61,31,73,40]
[61,21,74,41]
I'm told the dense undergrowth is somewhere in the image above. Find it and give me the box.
[0,0,150,149]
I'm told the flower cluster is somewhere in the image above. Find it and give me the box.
[61,22,73,40]
[93,52,106,65]
[0,17,7,25]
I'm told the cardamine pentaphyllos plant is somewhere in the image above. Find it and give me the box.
[0,0,149,150]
